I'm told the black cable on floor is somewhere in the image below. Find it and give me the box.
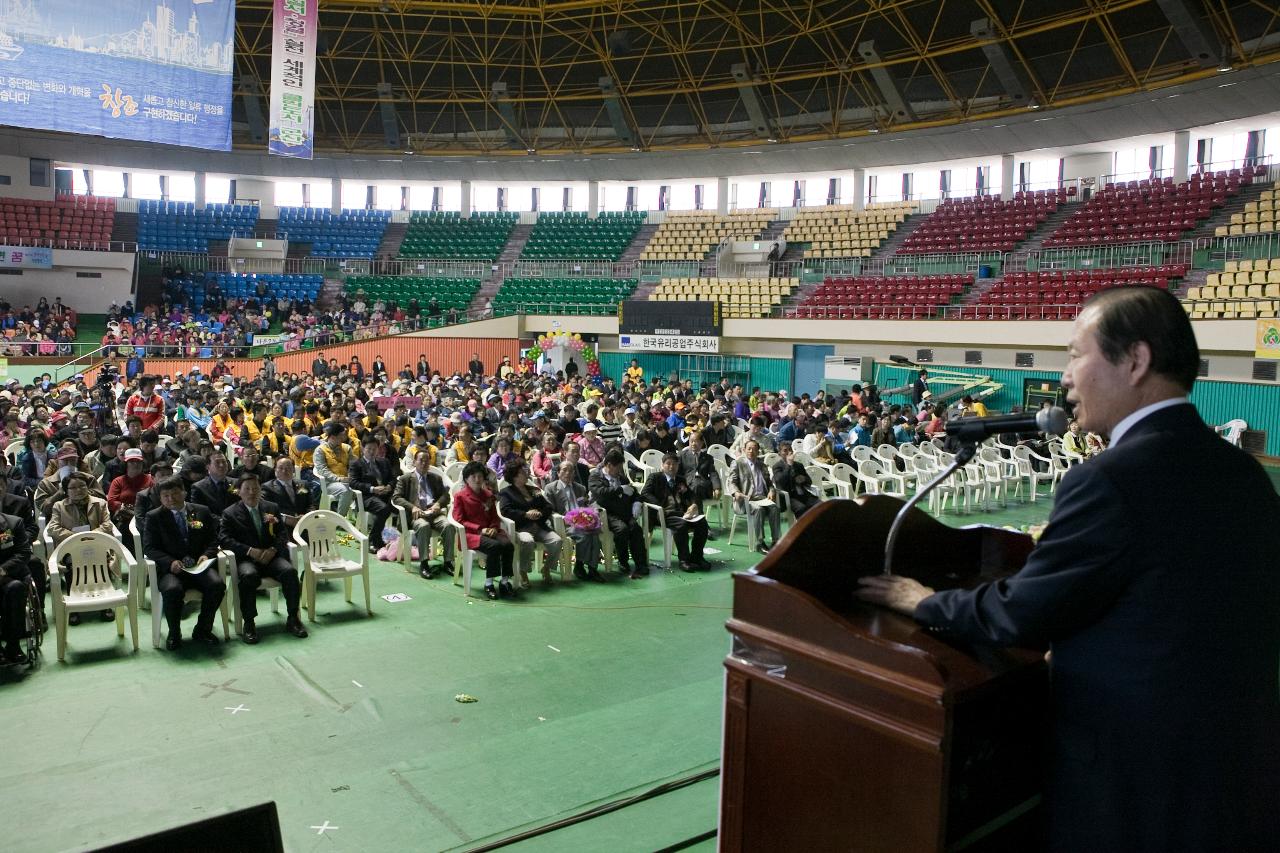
[458,766,720,852]
[652,827,718,852]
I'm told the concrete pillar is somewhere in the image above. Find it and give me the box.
[1173,130,1191,183]
[588,180,599,218]
[330,177,341,214]
[852,168,866,211]
[122,172,132,199]
[194,171,207,210]
[460,180,472,217]
[1000,154,1015,201]
[716,176,730,215]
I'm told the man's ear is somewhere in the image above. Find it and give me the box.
[1127,341,1154,386]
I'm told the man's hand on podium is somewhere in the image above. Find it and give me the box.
[856,575,935,617]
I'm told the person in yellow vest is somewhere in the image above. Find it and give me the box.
[312,423,355,516]
[243,403,269,445]
[209,402,234,445]
[289,420,320,483]
[260,418,291,459]
[301,404,324,436]
[407,426,439,468]
[625,358,644,384]
[958,394,989,418]
[451,424,478,463]
[263,402,292,432]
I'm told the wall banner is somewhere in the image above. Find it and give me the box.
[0,245,53,268]
[268,0,316,159]
[0,1,234,150]
[1256,319,1280,360]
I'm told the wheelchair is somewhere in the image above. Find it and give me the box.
[1,574,43,669]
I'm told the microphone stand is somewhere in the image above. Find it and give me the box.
[883,441,977,576]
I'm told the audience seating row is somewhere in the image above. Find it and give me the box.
[137,201,258,252]
[897,190,1065,254]
[0,195,116,248]
[640,209,776,262]
[800,273,971,313]
[1205,258,1280,287]
[344,275,480,309]
[1216,184,1280,237]
[783,202,915,259]
[398,211,518,260]
[276,208,391,258]
[1045,169,1258,248]
[648,276,800,318]
[521,212,645,261]
[492,276,638,315]
[1185,299,1278,319]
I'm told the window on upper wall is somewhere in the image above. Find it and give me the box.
[275,181,305,208]
[168,174,196,203]
[207,176,233,205]
[92,170,125,197]
[307,181,333,210]
[131,173,162,200]
[374,185,401,210]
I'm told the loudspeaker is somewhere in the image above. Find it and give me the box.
[90,802,284,853]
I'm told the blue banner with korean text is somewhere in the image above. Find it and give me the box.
[0,0,233,151]
[268,0,315,159]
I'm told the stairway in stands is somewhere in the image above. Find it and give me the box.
[377,222,407,258]
[111,210,137,246]
[1011,202,1081,255]
[467,223,533,316]
[865,214,931,262]
[619,223,658,264]
[317,277,345,309]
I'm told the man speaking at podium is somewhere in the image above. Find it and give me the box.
[858,287,1278,853]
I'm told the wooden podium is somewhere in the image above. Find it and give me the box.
[720,496,1049,853]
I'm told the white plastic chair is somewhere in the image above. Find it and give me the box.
[978,446,1022,506]
[1216,419,1247,447]
[909,455,957,514]
[827,462,858,499]
[805,465,841,501]
[3,441,21,466]
[319,487,367,532]
[226,549,283,637]
[47,531,139,662]
[1011,446,1056,501]
[856,458,907,497]
[142,550,232,649]
[639,449,666,477]
[850,445,874,464]
[293,510,372,623]
[640,500,675,570]
[707,445,733,469]
[443,461,467,486]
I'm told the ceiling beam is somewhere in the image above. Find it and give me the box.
[971,17,1035,105]
[1155,0,1222,68]
[857,39,916,124]
[730,62,775,140]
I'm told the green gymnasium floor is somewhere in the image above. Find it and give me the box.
[3,468,1277,852]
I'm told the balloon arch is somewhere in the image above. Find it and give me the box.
[523,330,601,379]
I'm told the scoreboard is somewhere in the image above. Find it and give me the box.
[618,300,722,336]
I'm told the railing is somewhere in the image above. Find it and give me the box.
[1099,155,1274,188]
[784,304,1085,321]
[0,236,137,253]
[1195,232,1280,263]
[1007,240,1194,273]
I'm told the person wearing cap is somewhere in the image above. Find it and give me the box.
[144,476,224,650]
[313,423,355,517]
[124,375,165,432]
[107,447,152,551]
[34,445,93,518]
[574,422,605,467]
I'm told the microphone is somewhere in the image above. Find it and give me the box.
[947,406,1068,442]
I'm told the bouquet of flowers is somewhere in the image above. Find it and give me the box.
[564,506,601,534]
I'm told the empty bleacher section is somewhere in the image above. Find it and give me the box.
[276,208,390,258]
[0,195,116,249]
[898,190,1065,254]
[521,211,646,260]
[1215,179,1280,237]
[137,200,258,252]
[649,276,799,318]
[168,272,323,309]
[1047,169,1259,248]
[1184,259,1280,318]
[344,275,481,315]
[966,266,1185,320]
[793,274,972,319]
[639,209,775,262]
[783,202,916,259]
[492,277,638,315]
[398,211,518,260]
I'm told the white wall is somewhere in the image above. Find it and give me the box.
[232,177,278,218]
[0,154,55,201]
[0,249,135,312]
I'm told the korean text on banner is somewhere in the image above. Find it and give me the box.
[0,246,53,269]
[1256,319,1280,360]
[618,334,721,354]
[0,1,233,151]
[269,0,317,159]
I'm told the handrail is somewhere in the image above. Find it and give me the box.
[0,237,137,253]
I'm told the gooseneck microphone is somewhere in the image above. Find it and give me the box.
[946,406,1069,442]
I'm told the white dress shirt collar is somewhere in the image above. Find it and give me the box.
[1108,397,1189,446]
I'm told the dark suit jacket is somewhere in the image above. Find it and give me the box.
[0,492,38,552]
[348,455,395,496]
[587,468,637,524]
[640,471,697,517]
[770,459,811,497]
[0,510,33,579]
[190,476,238,516]
[134,486,159,551]
[391,471,449,516]
[232,462,275,485]
[915,403,1280,852]
[144,503,220,570]
[677,448,721,493]
[218,500,290,563]
[262,478,319,517]
[497,485,554,533]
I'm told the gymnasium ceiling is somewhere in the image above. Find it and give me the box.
[227,1,1280,156]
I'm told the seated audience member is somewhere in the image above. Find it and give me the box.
[588,450,650,580]
[191,453,238,517]
[134,458,174,553]
[218,472,307,645]
[529,433,560,484]
[46,472,115,624]
[17,431,50,493]
[0,454,42,603]
[0,506,33,664]
[678,431,721,507]
[144,477,224,650]
[486,435,520,482]
[727,439,781,554]
[771,441,820,519]
[543,459,602,581]
[349,434,395,550]
[261,457,318,534]
[233,445,275,484]
[35,446,95,518]
[313,423,355,516]
[106,448,152,550]
[451,460,516,600]
[561,440,591,491]
[392,450,453,579]
[498,459,562,586]
[641,453,710,572]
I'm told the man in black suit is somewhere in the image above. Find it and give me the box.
[348,435,395,551]
[218,472,307,645]
[0,511,33,664]
[770,442,820,518]
[859,287,1280,853]
[190,453,237,517]
[144,477,225,650]
[134,457,175,554]
[391,450,453,579]
[641,453,709,572]
[561,441,591,491]
[261,457,318,536]
[232,445,274,485]
[0,454,43,607]
[587,450,649,579]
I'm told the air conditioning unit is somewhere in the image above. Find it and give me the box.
[824,356,874,383]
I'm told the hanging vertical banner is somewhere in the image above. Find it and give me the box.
[268,0,316,159]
